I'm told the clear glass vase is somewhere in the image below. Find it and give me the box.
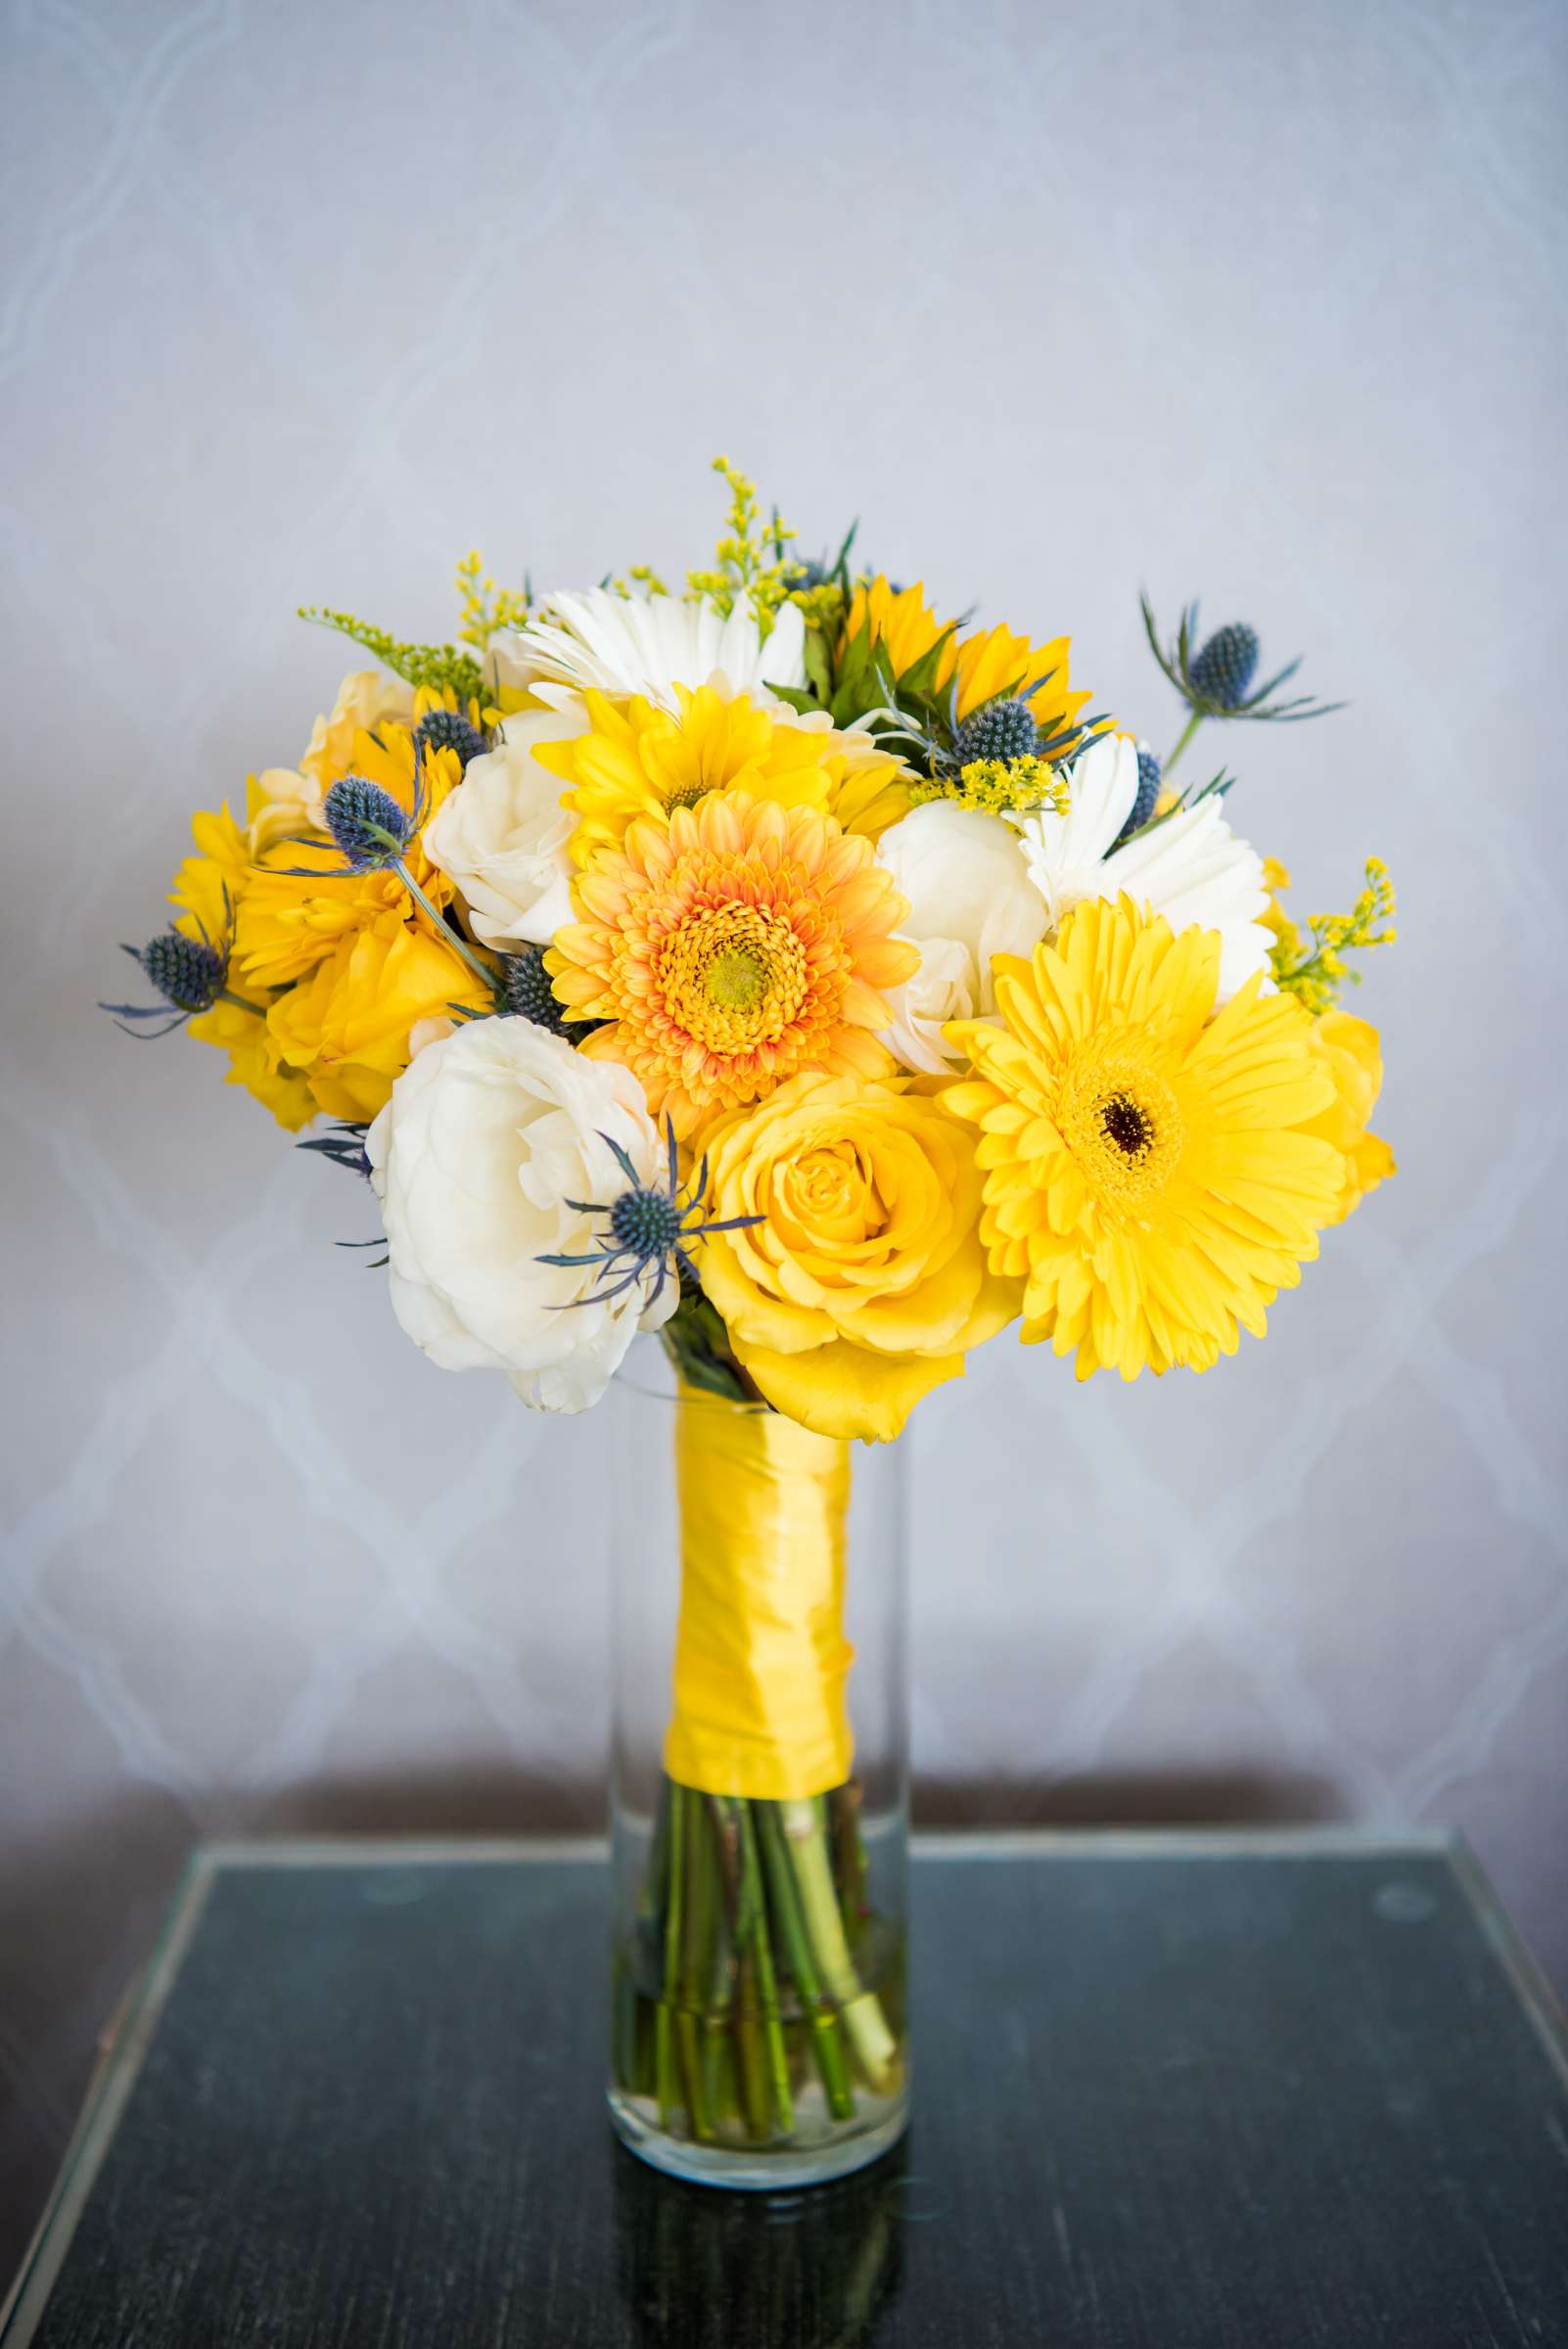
[606,1343,910,2188]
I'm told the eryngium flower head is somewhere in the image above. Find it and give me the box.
[501,944,570,1036]
[101,927,229,1036]
[1115,747,1162,845]
[1187,623,1260,712]
[952,697,1039,768]
[132,930,226,1012]
[415,709,487,768]
[539,1118,761,1316]
[322,775,415,872]
[1140,594,1344,726]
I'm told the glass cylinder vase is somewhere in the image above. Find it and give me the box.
[606,1343,910,2189]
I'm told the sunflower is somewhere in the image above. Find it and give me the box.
[546,791,919,1136]
[944,896,1347,1380]
[534,682,907,866]
[846,575,1092,740]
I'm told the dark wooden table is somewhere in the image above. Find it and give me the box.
[4,1832,1566,2347]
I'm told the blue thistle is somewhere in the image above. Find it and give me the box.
[321,774,415,872]
[537,1121,761,1314]
[953,697,1039,767]
[501,944,569,1036]
[416,709,487,768]
[1141,594,1344,730]
[1187,623,1260,712]
[134,932,224,1012]
[101,903,238,1038]
[1114,748,1162,847]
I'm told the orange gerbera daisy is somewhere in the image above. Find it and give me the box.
[546,792,919,1135]
[847,575,1093,741]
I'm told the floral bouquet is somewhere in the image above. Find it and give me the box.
[108,460,1395,2186]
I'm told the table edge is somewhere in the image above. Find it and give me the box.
[6,1823,1563,2346]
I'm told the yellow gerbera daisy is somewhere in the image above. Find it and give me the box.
[846,574,1092,740]
[546,791,919,1136]
[944,896,1347,1380]
[535,682,907,866]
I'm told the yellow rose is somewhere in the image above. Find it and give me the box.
[266,913,491,1123]
[1304,1009,1396,1224]
[694,1074,1020,1443]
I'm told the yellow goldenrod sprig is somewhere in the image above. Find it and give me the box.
[455,550,532,651]
[299,605,486,702]
[1270,854,1398,1015]
[686,456,798,636]
[606,563,671,599]
[908,756,1071,819]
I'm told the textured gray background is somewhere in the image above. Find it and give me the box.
[3,0,1566,2284]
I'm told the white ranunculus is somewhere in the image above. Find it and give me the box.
[873,801,1050,1075]
[367,1019,676,1414]
[1013,733,1272,1003]
[487,588,807,714]
[421,709,583,949]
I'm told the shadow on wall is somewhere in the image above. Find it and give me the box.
[916,1769,1347,1830]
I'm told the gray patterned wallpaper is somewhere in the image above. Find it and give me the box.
[3,0,1565,2282]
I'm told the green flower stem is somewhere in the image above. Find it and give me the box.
[777,1798,899,2095]
[757,1803,855,2121]
[732,1947,771,2139]
[697,1802,735,2117]
[830,1783,868,1950]
[735,1799,794,2135]
[655,1785,685,2128]
[392,859,499,1001]
[216,988,266,1019]
[1163,709,1204,778]
[677,1787,716,2141]
[708,1797,769,2132]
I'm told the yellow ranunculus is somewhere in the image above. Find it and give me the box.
[265,913,491,1123]
[235,723,465,990]
[164,801,314,1128]
[1303,1010,1396,1224]
[170,800,250,944]
[693,1074,1020,1443]
[301,668,417,790]
[245,669,421,855]
[187,996,317,1130]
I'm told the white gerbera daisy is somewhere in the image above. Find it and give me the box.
[1012,734,1273,1003]
[489,588,807,714]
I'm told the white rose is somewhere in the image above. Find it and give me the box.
[421,710,583,949]
[873,801,1049,1075]
[367,1019,676,1414]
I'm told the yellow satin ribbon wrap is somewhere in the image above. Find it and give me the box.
[664,1392,855,1801]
